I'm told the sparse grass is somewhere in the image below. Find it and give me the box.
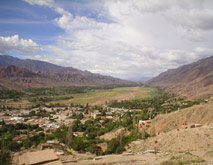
[161,153,206,165]
[204,150,213,157]
[134,87,160,100]
[0,86,159,107]
[160,161,176,165]
[161,159,205,165]
[87,157,94,160]
[51,86,156,105]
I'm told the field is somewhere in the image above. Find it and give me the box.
[0,86,160,108]
[50,86,159,105]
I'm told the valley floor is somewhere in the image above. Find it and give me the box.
[2,87,212,165]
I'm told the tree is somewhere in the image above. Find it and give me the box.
[72,120,81,131]
[71,137,86,151]
[118,129,124,146]
[67,125,73,146]
[8,141,20,152]
[122,111,132,127]
[0,150,10,165]
[23,139,32,149]
[140,110,144,120]
[133,110,137,130]
[87,144,102,155]
[105,138,123,154]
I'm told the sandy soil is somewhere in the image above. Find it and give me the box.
[130,126,213,153]
[64,151,211,165]
[148,101,213,134]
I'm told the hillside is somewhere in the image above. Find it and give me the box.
[126,100,213,164]
[147,56,213,99]
[130,125,213,153]
[148,100,213,134]
[0,65,53,89]
[0,55,135,89]
[129,100,213,152]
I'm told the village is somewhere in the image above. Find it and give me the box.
[0,103,153,165]
[0,94,210,165]
[0,104,137,130]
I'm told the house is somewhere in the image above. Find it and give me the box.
[181,123,203,129]
[91,113,97,119]
[73,132,84,137]
[139,120,152,128]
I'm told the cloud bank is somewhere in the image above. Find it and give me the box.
[17,0,213,79]
[0,35,41,54]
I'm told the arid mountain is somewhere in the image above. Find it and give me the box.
[0,65,40,78]
[147,56,213,99]
[0,65,48,89]
[0,56,135,89]
[138,77,153,82]
[0,55,63,72]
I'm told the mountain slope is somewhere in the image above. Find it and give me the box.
[0,55,135,89]
[149,101,213,134]
[147,56,213,99]
[0,65,49,89]
[0,55,65,72]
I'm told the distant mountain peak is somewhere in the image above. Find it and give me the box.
[0,55,135,89]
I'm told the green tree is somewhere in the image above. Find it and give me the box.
[72,120,82,131]
[71,137,86,151]
[67,125,73,146]
[8,141,21,152]
[0,150,10,165]
[87,144,102,155]
[23,139,32,149]
[105,138,120,154]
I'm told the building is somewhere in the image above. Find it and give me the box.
[139,120,152,128]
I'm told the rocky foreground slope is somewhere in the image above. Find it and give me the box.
[60,100,213,165]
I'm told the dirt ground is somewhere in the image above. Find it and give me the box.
[148,100,213,134]
[62,125,213,165]
[99,128,126,141]
[129,126,213,153]
[64,151,211,165]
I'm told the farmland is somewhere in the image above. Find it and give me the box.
[51,86,159,105]
[0,86,159,108]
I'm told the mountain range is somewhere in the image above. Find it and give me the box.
[0,55,135,89]
[0,55,212,99]
[147,55,213,99]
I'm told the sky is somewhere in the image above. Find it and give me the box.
[0,0,213,80]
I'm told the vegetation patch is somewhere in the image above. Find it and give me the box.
[161,154,206,165]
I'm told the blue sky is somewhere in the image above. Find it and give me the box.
[0,0,213,80]
[0,0,62,44]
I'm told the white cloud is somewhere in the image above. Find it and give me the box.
[22,0,54,7]
[0,35,42,54]
[22,0,213,79]
[28,44,212,79]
